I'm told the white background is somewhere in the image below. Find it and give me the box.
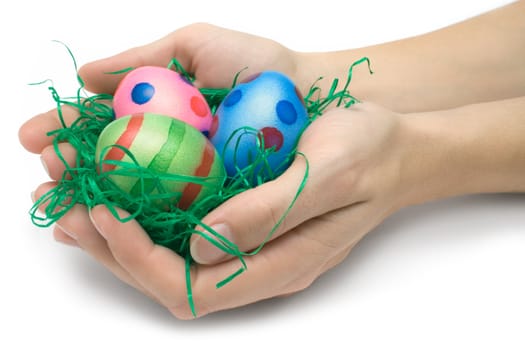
[2,0,524,349]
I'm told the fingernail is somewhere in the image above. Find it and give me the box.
[40,156,49,176]
[191,223,233,264]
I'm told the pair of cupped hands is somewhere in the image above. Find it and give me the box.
[20,23,407,319]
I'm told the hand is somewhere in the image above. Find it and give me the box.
[28,101,406,319]
[19,23,407,318]
[95,102,406,318]
[78,23,307,94]
[17,23,316,316]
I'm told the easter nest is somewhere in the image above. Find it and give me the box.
[30,46,372,315]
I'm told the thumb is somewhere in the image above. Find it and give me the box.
[190,156,318,264]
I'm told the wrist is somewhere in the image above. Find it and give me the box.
[395,111,461,208]
[396,98,525,208]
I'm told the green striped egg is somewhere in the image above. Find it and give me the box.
[95,113,226,210]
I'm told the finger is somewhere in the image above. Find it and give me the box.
[41,143,78,181]
[19,105,80,154]
[58,204,151,295]
[53,225,79,247]
[32,183,153,299]
[89,205,189,313]
[33,181,61,215]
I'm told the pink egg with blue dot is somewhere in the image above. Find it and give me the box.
[112,66,212,133]
[209,71,309,182]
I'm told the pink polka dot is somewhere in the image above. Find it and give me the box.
[209,115,219,138]
[259,127,284,151]
[190,96,209,117]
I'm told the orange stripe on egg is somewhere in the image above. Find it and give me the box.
[178,141,216,210]
[102,113,144,172]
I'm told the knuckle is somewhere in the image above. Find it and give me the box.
[257,196,282,230]
[232,190,287,240]
[282,273,318,296]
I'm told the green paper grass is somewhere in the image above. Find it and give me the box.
[29,45,372,316]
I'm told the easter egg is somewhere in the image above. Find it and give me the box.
[209,71,309,182]
[95,113,225,210]
[112,66,212,133]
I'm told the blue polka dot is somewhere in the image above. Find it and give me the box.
[201,130,209,138]
[276,100,297,125]
[223,89,242,107]
[131,82,155,105]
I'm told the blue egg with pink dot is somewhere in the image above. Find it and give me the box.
[209,71,309,183]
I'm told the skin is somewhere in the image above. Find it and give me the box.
[19,1,525,319]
